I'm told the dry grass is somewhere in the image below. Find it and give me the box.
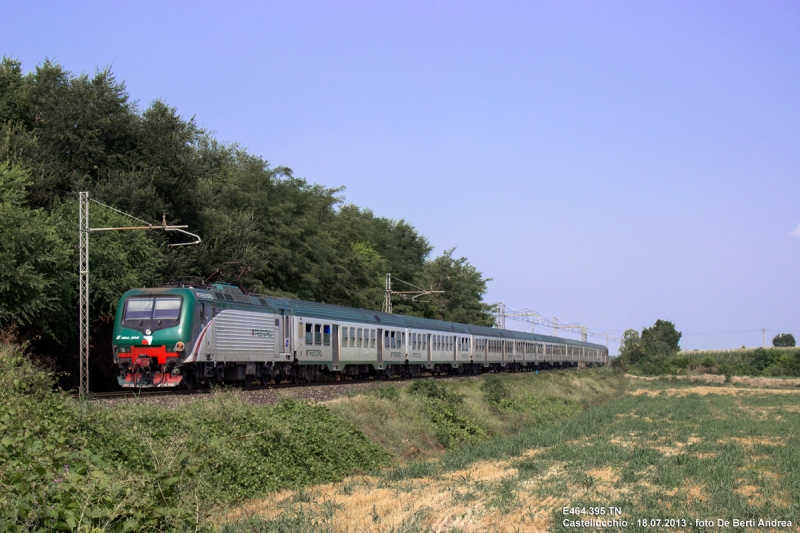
[221,455,567,532]
[219,374,800,533]
[630,385,800,397]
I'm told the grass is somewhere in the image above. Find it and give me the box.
[0,343,389,532]
[222,377,800,532]
[327,369,624,463]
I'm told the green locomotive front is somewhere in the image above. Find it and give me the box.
[112,288,196,387]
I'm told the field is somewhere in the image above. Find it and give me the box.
[221,377,800,532]
[4,341,799,532]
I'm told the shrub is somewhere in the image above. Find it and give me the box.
[670,356,689,369]
[700,355,716,368]
[407,379,484,447]
[480,376,519,411]
[750,348,775,372]
[373,385,399,401]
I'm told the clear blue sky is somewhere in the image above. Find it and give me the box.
[4,1,799,353]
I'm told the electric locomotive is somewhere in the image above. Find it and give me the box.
[112,282,608,388]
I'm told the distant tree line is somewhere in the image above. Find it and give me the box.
[614,321,800,377]
[0,58,495,388]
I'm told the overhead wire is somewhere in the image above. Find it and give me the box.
[89,198,155,226]
[499,303,622,341]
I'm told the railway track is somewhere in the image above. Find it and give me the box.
[82,378,364,400]
[77,366,567,400]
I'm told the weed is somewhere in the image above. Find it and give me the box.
[481,375,519,411]
[374,385,400,400]
[487,477,519,511]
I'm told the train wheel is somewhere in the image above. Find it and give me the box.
[244,375,254,387]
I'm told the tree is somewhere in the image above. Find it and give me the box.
[773,333,796,347]
[0,164,71,332]
[617,320,682,371]
[407,248,495,327]
[640,319,682,355]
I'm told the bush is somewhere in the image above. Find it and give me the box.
[750,348,775,372]
[407,379,485,447]
[700,355,716,368]
[372,385,399,400]
[670,356,689,369]
[480,376,519,411]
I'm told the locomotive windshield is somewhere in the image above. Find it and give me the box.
[124,297,182,320]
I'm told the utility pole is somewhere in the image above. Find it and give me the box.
[77,193,199,398]
[762,328,766,348]
[383,273,392,314]
[78,193,90,400]
[552,317,558,337]
[496,302,506,330]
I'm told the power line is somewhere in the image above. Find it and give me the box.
[89,198,154,226]
[495,302,622,346]
[683,328,796,336]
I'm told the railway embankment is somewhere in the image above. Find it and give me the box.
[221,376,800,533]
[0,342,623,532]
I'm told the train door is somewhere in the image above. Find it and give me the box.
[377,328,383,367]
[427,333,432,363]
[278,309,292,358]
[332,325,340,370]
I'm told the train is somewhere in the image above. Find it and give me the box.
[112,282,608,388]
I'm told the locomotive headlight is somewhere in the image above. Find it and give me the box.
[175,342,185,352]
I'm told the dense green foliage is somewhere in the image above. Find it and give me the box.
[773,333,796,347]
[0,344,389,531]
[407,378,487,446]
[0,57,494,387]
[640,347,800,378]
[615,322,800,378]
